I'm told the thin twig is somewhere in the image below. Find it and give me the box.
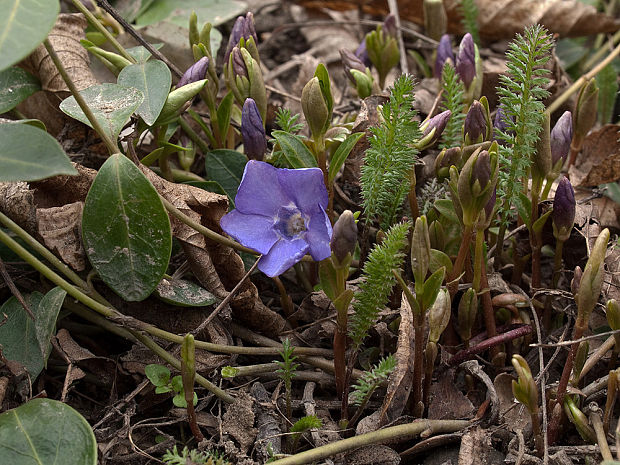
[95,0,184,78]
[191,256,261,336]
[0,256,35,320]
[387,0,408,75]
[531,329,620,348]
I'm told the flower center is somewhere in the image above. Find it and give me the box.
[275,206,307,239]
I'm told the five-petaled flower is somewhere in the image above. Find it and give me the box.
[220,161,333,277]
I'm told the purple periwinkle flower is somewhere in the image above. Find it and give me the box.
[550,111,573,166]
[552,176,575,241]
[434,34,454,77]
[177,56,209,88]
[355,40,371,68]
[224,12,258,62]
[456,33,475,88]
[220,161,332,277]
[241,98,267,161]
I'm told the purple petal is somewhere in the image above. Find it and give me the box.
[220,210,278,254]
[234,161,292,216]
[304,205,332,261]
[258,238,308,277]
[276,167,328,214]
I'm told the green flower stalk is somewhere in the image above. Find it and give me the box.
[321,210,357,399]
[564,396,596,443]
[549,228,610,445]
[603,368,619,433]
[181,333,203,441]
[365,15,400,88]
[458,288,477,346]
[81,40,132,75]
[568,78,598,168]
[512,354,543,454]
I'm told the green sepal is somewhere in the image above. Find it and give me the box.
[156,79,207,125]
[421,267,445,311]
[314,63,333,133]
[532,209,552,235]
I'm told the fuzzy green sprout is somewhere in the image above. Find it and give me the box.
[289,415,323,453]
[162,445,230,465]
[439,62,466,150]
[276,338,299,421]
[495,25,553,255]
[349,356,396,423]
[459,0,480,46]
[360,75,420,229]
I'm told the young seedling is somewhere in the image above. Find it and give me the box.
[276,338,299,422]
[145,363,198,409]
[512,354,543,455]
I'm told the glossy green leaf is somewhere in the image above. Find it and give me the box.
[421,267,445,311]
[429,249,453,275]
[271,131,317,168]
[126,43,163,63]
[204,149,248,203]
[0,67,40,113]
[118,60,171,125]
[433,198,460,224]
[216,91,234,140]
[155,277,219,307]
[0,0,59,72]
[82,154,172,301]
[328,132,363,182]
[59,83,144,142]
[0,123,77,181]
[0,398,97,465]
[145,363,170,387]
[0,287,66,379]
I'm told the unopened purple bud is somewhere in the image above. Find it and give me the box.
[423,110,451,140]
[552,176,575,241]
[434,34,454,77]
[456,33,475,88]
[241,98,267,160]
[225,12,258,61]
[550,111,573,166]
[355,40,371,68]
[383,14,397,39]
[340,49,367,84]
[464,100,487,143]
[231,47,248,79]
[177,56,209,88]
[330,210,358,263]
[473,150,491,188]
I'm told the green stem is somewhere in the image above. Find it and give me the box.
[472,228,484,292]
[70,0,135,63]
[448,224,474,297]
[43,39,120,154]
[185,111,217,149]
[269,419,471,465]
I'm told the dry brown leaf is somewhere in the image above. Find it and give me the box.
[21,13,96,94]
[379,290,414,425]
[222,391,257,454]
[493,372,530,433]
[295,0,620,39]
[37,202,86,271]
[458,426,494,465]
[428,369,474,420]
[568,125,620,187]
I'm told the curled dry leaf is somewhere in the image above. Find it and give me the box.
[427,369,474,420]
[378,290,414,426]
[568,125,620,187]
[21,13,96,94]
[36,202,86,271]
[222,391,257,454]
[295,0,620,39]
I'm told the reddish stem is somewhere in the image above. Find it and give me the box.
[448,324,531,366]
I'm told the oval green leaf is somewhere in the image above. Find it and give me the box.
[0,123,77,181]
[0,0,59,72]
[0,287,66,380]
[155,277,219,307]
[59,83,144,142]
[118,60,171,125]
[0,398,97,465]
[204,149,248,204]
[0,66,40,113]
[271,131,317,168]
[82,154,172,301]
[328,132,364,183]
